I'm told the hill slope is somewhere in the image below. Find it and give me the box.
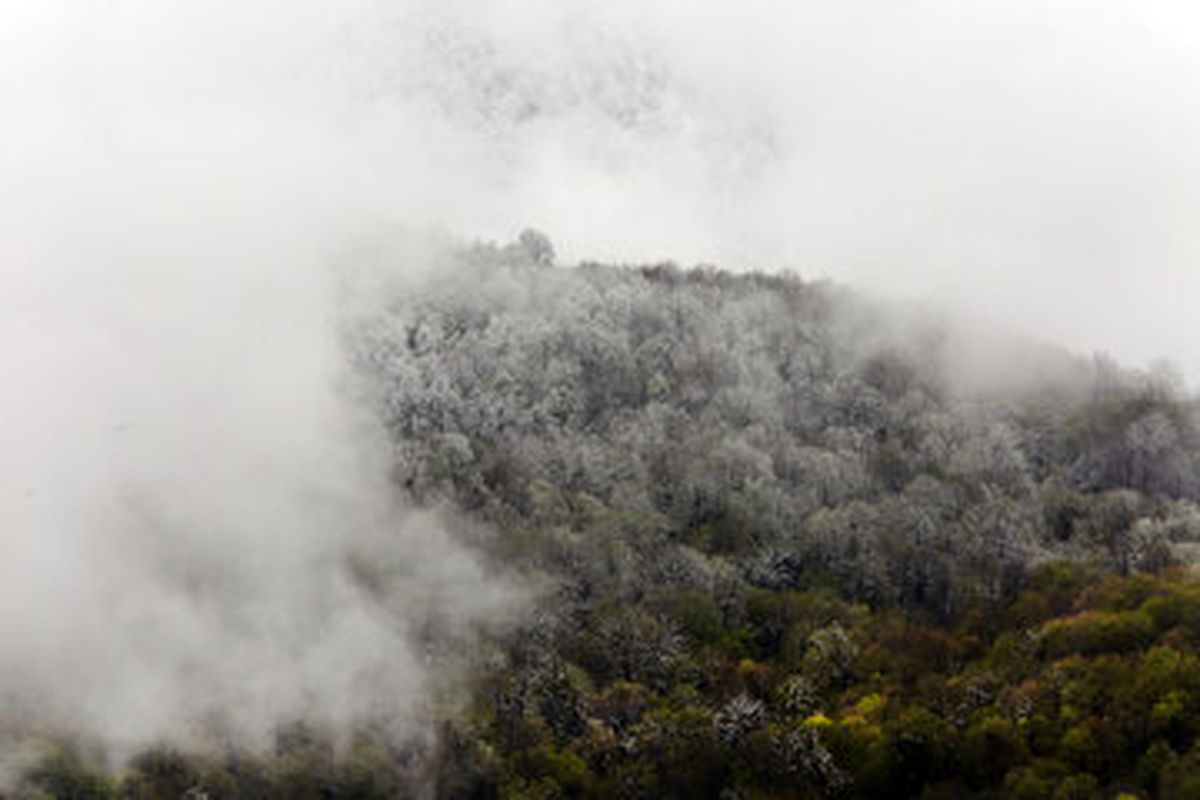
[19,239,1200,798]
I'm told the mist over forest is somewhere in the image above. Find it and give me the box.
[7,1,1200,798]
[7,236,1200,797]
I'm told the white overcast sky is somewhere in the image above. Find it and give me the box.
[5,0,1200,381]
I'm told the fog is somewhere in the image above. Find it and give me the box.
[2,0,1199,756]
[333,0,1200,380]
[1,0,521,755]
[10,1,1200,368]
[0,148,516,754]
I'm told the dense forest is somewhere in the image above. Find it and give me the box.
[21,236,1200,798]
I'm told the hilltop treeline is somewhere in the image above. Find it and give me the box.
[21,239,1200,798]
[355,237,1200,614]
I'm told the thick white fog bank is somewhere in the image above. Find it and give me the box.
[3,0,1200,748]
[11,0,1198,379]
[1,3,517,749]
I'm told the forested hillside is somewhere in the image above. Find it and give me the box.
[349,237,1200,798]
[354,236,1200,614]
[21,239,1200,798]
